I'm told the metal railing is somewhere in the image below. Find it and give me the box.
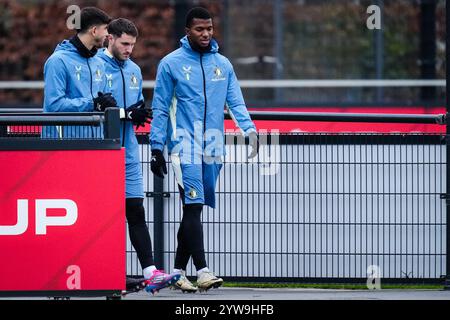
[0,79,445,90]
[0,109,121,150]
[244,111,446,124]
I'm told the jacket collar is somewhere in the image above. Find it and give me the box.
[180,36,219,55]
[69,35,98,58]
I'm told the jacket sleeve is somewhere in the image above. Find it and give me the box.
[225,62,256,135]
[43,56,94,112]
[150,60,175,151]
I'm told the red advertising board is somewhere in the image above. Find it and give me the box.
[0,150,125,292]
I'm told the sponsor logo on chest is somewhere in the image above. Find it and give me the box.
[106,73,113,88]
[182,65,192,81]
[75,65,82,81]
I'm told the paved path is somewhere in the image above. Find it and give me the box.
[122,287,450,300]
[1,287,449,300]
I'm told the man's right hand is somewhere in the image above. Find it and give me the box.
[93,92,117,111]
[151,149,167,179]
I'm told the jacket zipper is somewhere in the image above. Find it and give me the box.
[200,53,207,152]
[86,58,94,136]
[86,58,94,99]
[118,64,127,148]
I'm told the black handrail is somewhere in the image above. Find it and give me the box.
[0,114,103,126]
[0,108,121,144]
[241,111,446,124]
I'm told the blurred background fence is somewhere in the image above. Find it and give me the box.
[0,0,446,109]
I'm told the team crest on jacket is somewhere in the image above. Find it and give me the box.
[106,73,113,88]
[212,66,226,81]
[75,65,82,81]
[182,65,192,81]
[130,74,139,89]
[94,68,103,82]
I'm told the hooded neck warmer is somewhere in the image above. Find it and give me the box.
[69,35,98,58]
[188,38,212,54]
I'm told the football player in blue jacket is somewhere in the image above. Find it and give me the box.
[99,18,179,293]
[150,7,258,292]
[43,7,116,138]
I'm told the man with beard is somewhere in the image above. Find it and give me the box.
[99,18,180,294]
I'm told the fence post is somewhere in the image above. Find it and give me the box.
[153,175,165,270]
[103,108,120,140]
[445,0,450,291]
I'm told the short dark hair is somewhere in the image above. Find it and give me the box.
[78,7,111,34]
[108,18,139,38]
[185,7,212,28]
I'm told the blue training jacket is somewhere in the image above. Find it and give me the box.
[150,36,256,207]
[43,40,106,138]
[98,48,144,198]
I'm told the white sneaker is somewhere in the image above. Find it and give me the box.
[196,271,223,292]
[172,271,198,293]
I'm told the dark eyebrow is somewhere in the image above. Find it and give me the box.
[194,26,213,30]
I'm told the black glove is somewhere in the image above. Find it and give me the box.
[151,149,167,178]
[93,92,117,111]
[125,100,153,128]
[248,131,259,159]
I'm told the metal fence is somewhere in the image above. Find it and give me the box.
[126,113,449,284]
